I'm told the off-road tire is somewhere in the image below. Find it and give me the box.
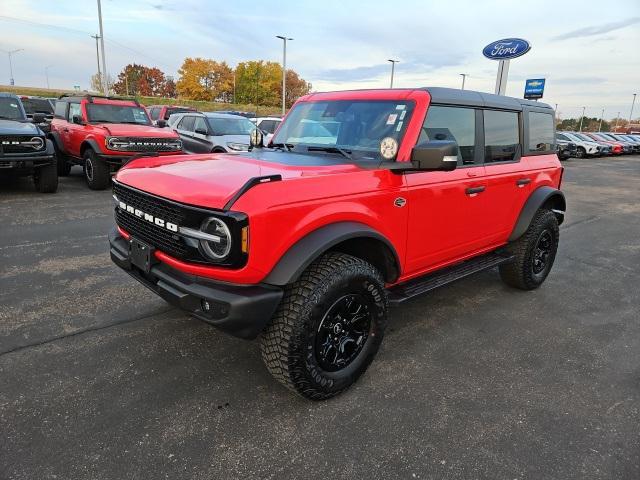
[499,209,559,290]
[33,162,58,193]
[83,149,110,190]
[54,143,71,176]
[260,252,388,400]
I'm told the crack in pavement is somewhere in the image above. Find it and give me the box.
[0,234,107,251]
[0,306,176,357]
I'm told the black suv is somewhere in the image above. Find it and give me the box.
[0,93,58,193]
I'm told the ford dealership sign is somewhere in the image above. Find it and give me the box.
[482,38,531,60]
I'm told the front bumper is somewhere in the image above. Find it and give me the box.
[0,153,55,169]
[109,228,282,339]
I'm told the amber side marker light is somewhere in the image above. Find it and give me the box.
[241,226,249,253]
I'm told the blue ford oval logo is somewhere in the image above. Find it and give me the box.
[482,38,531,60]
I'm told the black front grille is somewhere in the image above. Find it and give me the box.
[0,136,45,154]
[111,137,181,152]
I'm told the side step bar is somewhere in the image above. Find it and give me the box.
[388,252,514,305]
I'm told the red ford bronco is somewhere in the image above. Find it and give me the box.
[49,95,183,190]
[109,87,565,400]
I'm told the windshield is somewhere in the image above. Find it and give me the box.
[86,104,151,125]
[21,98,53,115]
[207,116,255,136]
[0,97,25,120]
[271,100,415,161]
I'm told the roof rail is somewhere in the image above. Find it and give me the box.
[57,93,141,106]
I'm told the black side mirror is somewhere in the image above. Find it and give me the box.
[32,113,46,124]
[72,114,83,125]
[195,127,208,135]
[410,140,458,171]
[156,119,167,128]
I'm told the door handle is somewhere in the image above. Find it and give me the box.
[516,178,531,186]
[465,186,486,195]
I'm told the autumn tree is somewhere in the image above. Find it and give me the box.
[112,64,172,96]
[176,58,233,101]
[233,61,311,108]
[90,72,114,94]
[285,70,312,108]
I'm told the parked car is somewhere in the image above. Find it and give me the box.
[147,104,197,127]
[20,96,55,133]
[109,87,565,400]
[609,133,640,153]
[556,139,577,160]
[0,93,57,192]
[216,110,256,118]
[252,116,282,144]
[597,133,637,153]
[556,132,601,157]
[582,133,626,154]
[171,112,253,153]
[49,94,183,189]
[567,132,612,155]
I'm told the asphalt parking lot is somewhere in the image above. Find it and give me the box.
[1,157,639,480]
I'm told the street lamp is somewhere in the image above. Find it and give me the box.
[388,59,399,88]
[276,35,293,115]
[45,65,53,90]
[578,106,586,132]
[459,73,468,90]
[1,48,23,86]
[96,0,109,95]
[598,108,605,132]
[629,93,637,124]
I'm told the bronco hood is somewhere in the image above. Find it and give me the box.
[115,150,363,210]
[97,123,178,138]
[0,119,40,136]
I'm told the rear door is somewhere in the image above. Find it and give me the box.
[404,105,489,275]
[176,115,196,153]
[191,116,212,153]
[65,102,84,158]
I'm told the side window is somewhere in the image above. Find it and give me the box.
[484,110,520,163]
[54,101,67,119]
[528,112,554,152]
[260,120,277,134]
[67,103,81,121]
[178,115,195,132]
[556,133,568,141]
[418,105,476,165]
[149,107,160,121]
[194,116,208,134]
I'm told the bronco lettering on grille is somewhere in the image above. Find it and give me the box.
[118,200,178,232]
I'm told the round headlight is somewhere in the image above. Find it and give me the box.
[199,217,232,260]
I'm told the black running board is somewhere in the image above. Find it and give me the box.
[388,252,514,304]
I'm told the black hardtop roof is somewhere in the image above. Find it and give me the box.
[422,87,553,111]
[57,94,141,106]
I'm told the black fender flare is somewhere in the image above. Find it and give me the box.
[80,138,103,156]
[263,222,400,286]
[47,131,66,154]
[44,138,55,155]
[509,186,566,242]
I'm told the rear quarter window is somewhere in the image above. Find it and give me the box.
[528,112,555,152]
[54,101,67,119]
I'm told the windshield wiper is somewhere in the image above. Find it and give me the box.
[270,142,294,152]
[307,145,352,160]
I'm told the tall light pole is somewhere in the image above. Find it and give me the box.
[459,73,468,90]
[629,93,637,124]
[90,34,102,92]
[578,106,586,132]
[1,48,23,86]
[45,65,53,89]
[276,35,293,115]
[388,59,399,88]
[96,0,109,95]
[598,108,605,132]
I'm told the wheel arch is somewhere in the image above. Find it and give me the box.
[80,139,102,157]
[46,131,66,153]
[263,222,401,286]
[509,186,566,242]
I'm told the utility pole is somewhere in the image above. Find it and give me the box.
[90,34,102,92]
[96,0,109,95]
[1,48,23,86]
[233,72,236,104]
[598,108,605,132]
[578,106,586,132]
[615,112,621,130]
[45,65,53,89]
[459,73,468,90]
[388,59,399,88]
[276,35,293,115]
[629,93,637,124]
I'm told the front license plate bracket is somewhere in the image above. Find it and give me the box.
[129,237,155,273]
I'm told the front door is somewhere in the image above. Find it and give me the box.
[404,105,490,277]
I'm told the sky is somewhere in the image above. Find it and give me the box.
[0,0,638,120]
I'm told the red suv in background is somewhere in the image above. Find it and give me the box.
[110,87,565,399]
[147,105,197,126]
[50,95,183,189]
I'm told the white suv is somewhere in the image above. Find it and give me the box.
[556,132,602,157]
